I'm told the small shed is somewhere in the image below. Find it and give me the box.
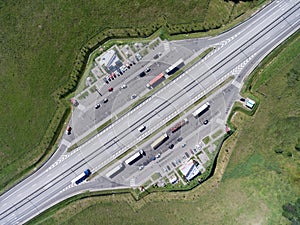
[246,98,255,109]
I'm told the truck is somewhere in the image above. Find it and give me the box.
[125,152,143,165]
[151,133,169,150]
[146,73,165,89]
[106,164,124,178]
[165,58,185,75]
[192,102,210,117]
[71,169,92,185]
[170,118,188,133]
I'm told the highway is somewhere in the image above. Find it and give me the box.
[0,1,299,224]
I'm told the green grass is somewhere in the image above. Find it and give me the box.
[0,0,265,192]
[212,129,223,139]
[27,28,299,225]
[142,180,152,188]
[151,172,162,181]
[202,136,211,145]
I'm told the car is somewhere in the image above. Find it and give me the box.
[163,167,168,173]
[131,94,137,100]
[181,143,186,148]
[185,152,190,158]
[120,65,127,72]
[115,71,121,76]
[66,126,72,135]
[166,165,171,171]
[95,103,101,109]
[135,53,142,61]
[145,67,150,73]
[171,162,176,167]
[125,63,130,69]
[103,98,108,103]
[138,125,146,132]
[153,54,159,59]
[103,77,109,84]
[108,87,113,92]
[151,156,156,161]
[156,153,161,158]
[139,71,146,77]
[117,69,123,75]
[169,144,174,149]
[190,149,194,155]
[139,165,144,170]
[177,137,183,142]
[109,74,114,80]
[121,84,127,89]
[240,98,245,102]
[203,120,209,125]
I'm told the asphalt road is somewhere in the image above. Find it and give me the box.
[0,1,299,224]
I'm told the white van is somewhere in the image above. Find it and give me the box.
[138,125,146,132]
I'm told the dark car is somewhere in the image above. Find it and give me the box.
[240,98,245,102]
[203,120,209,125]
[169,144,174,149]
[108,87,113,92]
[153,54,159,59]
[139,71,146,77]
[66,126,72,135]
[177,137,182,142]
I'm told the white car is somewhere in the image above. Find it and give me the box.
[120,65,127,73]
[139,165,144,170]
[135,53,142,61]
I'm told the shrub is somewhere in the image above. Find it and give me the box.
[274,148,284,154]
[295,144,300,151]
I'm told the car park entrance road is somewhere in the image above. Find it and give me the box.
[0,1,299,224]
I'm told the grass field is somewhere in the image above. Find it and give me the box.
[28,29,300,225]
[0,0,265,191]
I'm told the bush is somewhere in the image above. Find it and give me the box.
[282,198,300,224]
[274,148,284,154]
[295,142,300,151]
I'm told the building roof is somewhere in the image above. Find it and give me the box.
[95,49,121,70]
[246,98,255,109]
[179,160,200,181]
[169,174,178,184]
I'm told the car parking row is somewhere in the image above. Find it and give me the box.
[160,141,205,174]
[102,62,135,84]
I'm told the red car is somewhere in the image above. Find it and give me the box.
[108,87,113,92]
